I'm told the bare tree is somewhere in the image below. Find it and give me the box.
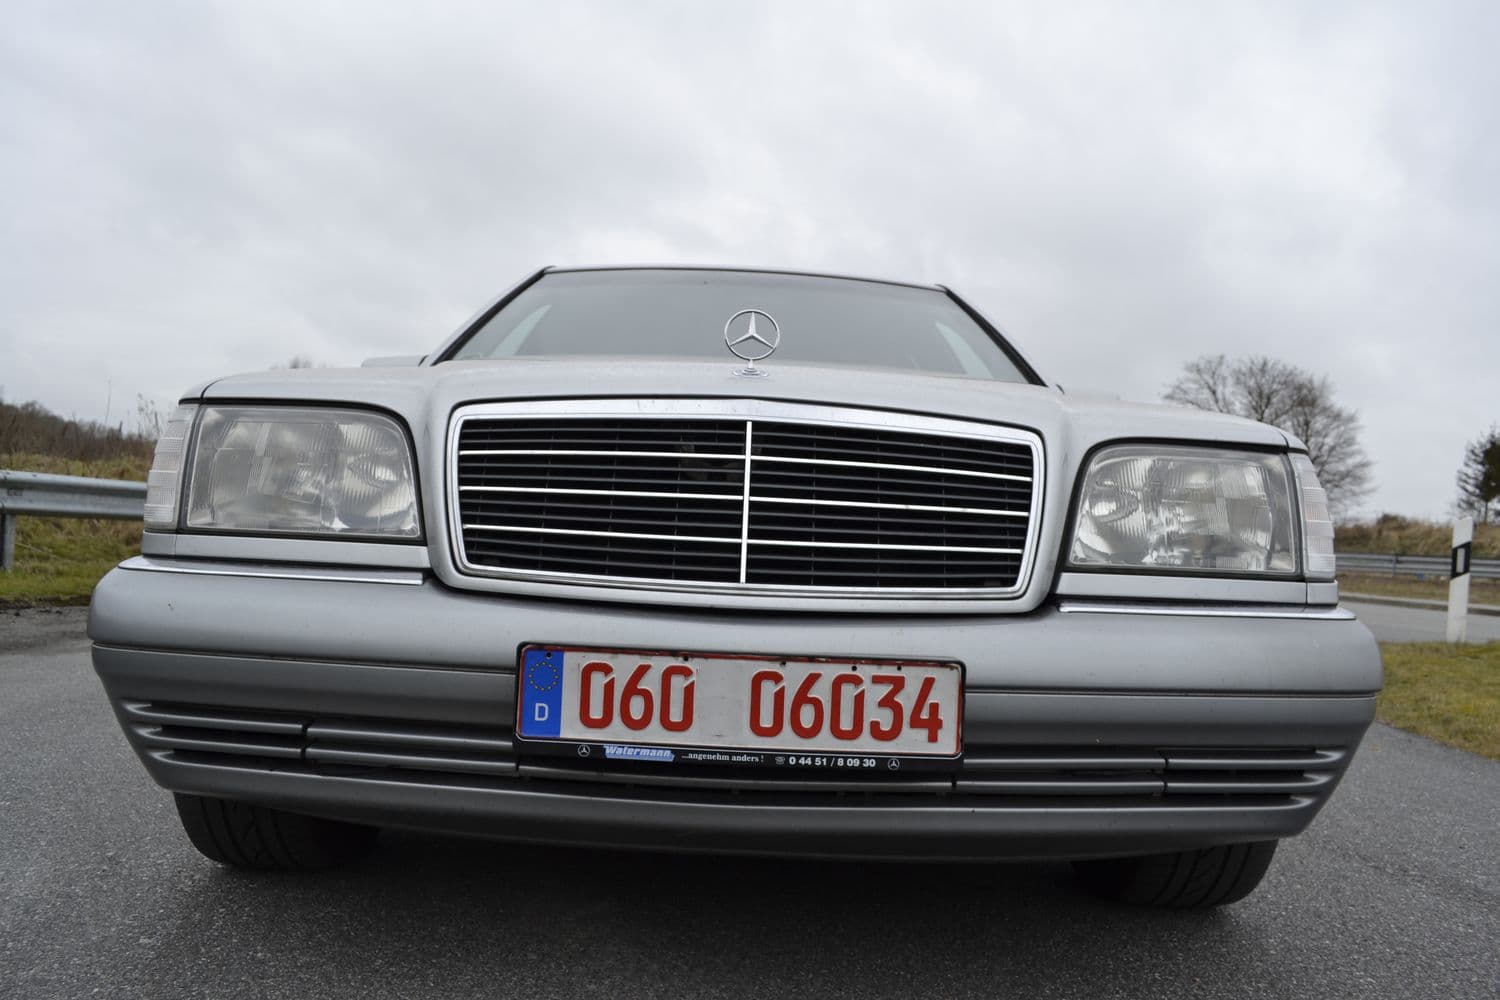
[1456,425,1500,524]
[271,355,318,369]
[1164,355,1373,517]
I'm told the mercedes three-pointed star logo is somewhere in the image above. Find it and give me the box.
[723,309,781,375]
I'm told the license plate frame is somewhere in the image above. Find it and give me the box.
[514,644,964,774]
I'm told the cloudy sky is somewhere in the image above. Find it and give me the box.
[3,1,1496,518]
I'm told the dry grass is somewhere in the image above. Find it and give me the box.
[0,453,148,607]
[0,396,157,462]
[1378,642,1500,760]
[1340,572,1500,605]
[1338,515,1500,558]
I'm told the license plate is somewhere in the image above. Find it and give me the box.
[516,646,963,759]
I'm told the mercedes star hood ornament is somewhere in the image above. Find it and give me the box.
[724,309,780,377]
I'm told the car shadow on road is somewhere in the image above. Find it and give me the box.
[142,831,1280,999]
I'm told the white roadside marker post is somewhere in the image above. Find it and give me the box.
[1447,516,1473,645]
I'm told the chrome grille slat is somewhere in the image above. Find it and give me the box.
[752,421,1031,475]
[449,402,1043,596]
[749,538,1021,554]
[749,494,1027,517]
[461,486,743,501]
[751,453,1031,482]
[463,539,742,580]
[468,524,743,545]
[750,465,1029,493]
[462,449,746,460]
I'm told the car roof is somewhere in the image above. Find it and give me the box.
[542,264,945,293]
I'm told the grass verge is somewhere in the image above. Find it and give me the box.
[0,453,147,607]
[1341,572,1500,605]
[1378,642,1500,760]
[1339,517,1500,558]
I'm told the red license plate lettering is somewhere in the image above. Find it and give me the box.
[524,648,961,757]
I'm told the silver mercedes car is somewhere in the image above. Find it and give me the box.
[90,266,1381,908]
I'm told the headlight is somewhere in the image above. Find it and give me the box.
[1069,445,1296,575]
[184,406,420,538]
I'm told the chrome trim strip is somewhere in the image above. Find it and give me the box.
[1054,572,1308,604]
[446,398,1046,603]
[1307,581,1340,605]
[465,485,1025,518]
[751,538,1021,554]
[117,555,426,586]
[739,422,754,583]
[467,524,740,545]
[751,494,1027,518]
[752,453,1031,482]
[460,449,745,460]
[460,485,741,502]
[162,533,431,569]
[449,396,1033,442]
[429,560,1001,594]
[458,448,1028,483]
[1056,600,1357,620]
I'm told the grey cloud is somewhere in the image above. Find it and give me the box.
[2,0,1497,517]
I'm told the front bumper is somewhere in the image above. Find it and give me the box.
[90,559,1382,861]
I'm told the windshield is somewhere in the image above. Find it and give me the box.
[446,269,1034,382]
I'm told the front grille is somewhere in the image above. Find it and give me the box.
[124,701,1345,806]
[450,404,1041,595]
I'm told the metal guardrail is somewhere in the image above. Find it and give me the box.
[1336,551,1500,581]
[3,467,1496,584]
[0,470,147,571]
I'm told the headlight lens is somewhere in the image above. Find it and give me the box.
[1069,445,1296,574]
[185,406,419,538]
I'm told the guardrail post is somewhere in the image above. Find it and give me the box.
[1447,517,1473,644]
[1,470,150,573]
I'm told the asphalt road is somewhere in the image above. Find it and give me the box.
[2,607,1497,1000]
[1343,598,1500,643]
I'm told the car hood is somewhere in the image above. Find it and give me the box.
[187,358,1301,613]
[197,356,1291,456]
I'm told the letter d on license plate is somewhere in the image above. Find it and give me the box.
[517,645,963,758]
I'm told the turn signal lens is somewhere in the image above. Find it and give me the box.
[1291,453,1335,580]
[143,404,198,530]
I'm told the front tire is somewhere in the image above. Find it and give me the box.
[1072,840,1278,908]
[173,793,378,871]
